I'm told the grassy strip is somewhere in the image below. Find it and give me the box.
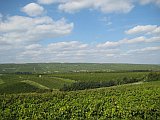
[0,79,5,85]
[21,80,50,90]
[49,76,75,83]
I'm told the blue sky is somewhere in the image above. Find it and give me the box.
[0,0,160,64]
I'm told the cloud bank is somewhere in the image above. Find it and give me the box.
[37,0,160,14]
[0,1,160,63]
[0,15,73,45]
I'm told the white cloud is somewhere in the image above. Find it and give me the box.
[97,41,120,48]
[0,39,159,63]
[57,0,134,13]
[38,0,57,4]
[97,36,160,48]
[127,46,160,53]
[125,25,159,35]
[1,4,160,65]
[139,0,160,6]
[47,41,88,51]
[0,15,74,45]
[151,27,160,35]
[38,0,66,4]
[17,41,120,63]
[21,49,43,57]
[16,40,160,64]
[36,0,160,14]
[140,46,160,52]
[21,3,45,17]
[25,44,42,50]
[35,0,160,15]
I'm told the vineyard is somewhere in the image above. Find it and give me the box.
[0,74,74,94]
[51,72,148,82]
[0,63,160,73]
[0,72,151,94]
[0,81,160,119]
[0,63,160,119]
[1,0,160,118]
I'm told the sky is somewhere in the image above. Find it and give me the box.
[0,0,160,64]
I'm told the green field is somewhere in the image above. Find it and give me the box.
[0,71,152,94]
[0,63,160,119]
[51,72,148,82]
[0,63,160,73]
[0,74,75,94]
[0,66,160,94]
[0,81,160,119]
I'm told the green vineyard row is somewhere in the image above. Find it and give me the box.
[0,81,160,119]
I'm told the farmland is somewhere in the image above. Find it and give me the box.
[1,0,160,119]
[0,63,160,119]
[0,71,155,94]
[0,81,160,119]
[0,74,75,94]
[51,72,148,82]
[0,63,160,73]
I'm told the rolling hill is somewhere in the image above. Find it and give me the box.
[0,63,160,73]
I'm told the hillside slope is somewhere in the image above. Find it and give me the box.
[0,81,160,119]
[0,74,75,94]
[0,63,160,73]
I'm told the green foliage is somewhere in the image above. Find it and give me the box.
[0,82,40,94]
[0,63,160,74]
[59,72,160,91]
[145,72,160,82]
[20,75,75,89]
[0,69,160,119]
[60,77,141,91]
[0,74,75,94]
[0,79,5,85]
[21,80,50,90]
[0,81,160,119]
[52,72,148,82]
[1,72,156,94]
[1,72,159,94]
